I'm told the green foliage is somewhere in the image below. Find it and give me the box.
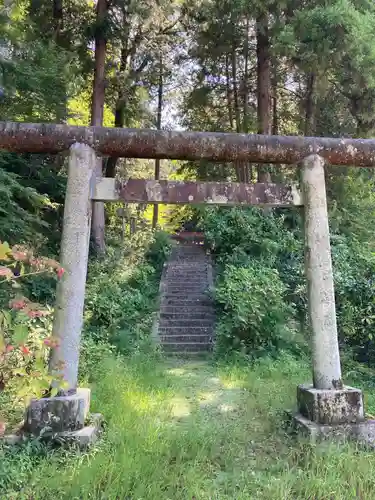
[0,161,52,246]
[3,353,375,497]
[0,241,65,431]
[215,263,294,355]
[84,230,171,354]
[203,206,299,269]
[332,236,375,358]
[144,230,172,273]
[78,337,116,385]
[201,207,301,355]
[1,40,72,122]
[200,198,375,363]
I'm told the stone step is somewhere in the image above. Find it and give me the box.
[159,318,214,328]
[167,272,207,277]
[166,268,208,274]
[165,288,209,295]
[167,268,207,273]
[160,311,215,320]
[168,253,209,264]
[165,286,208,291]
[160,306,215,315]
[172,250,207,257]
[167,263,207,268]
[166,275,208,281]
[166,276,207,282]
[169,253,207,258]
[165,285,208,298]
[171,248,206,253]
[159,326,213,335]
[163,291,210,296]
[168,264,207,268]
[170,252,206,256]
[163,352,211,357]
[165,279,207,285]
[159,334,212,343]
[162,342,211,353]
[162,297,212,305]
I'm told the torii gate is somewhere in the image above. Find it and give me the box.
[1,121,374,445]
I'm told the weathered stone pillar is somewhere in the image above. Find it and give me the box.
[49,143,96,392]
[301,154,342,390]
[294,154,369,443]
[24,144,102,446]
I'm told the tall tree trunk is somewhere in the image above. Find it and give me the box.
[105,42,128,178]
[90,0,108,254]
[53,0,66,123]
[53,0,63,43]
[243,15,250,183]
[152,53,163,229]
[231,42,243,182]
[231,46,241,134]
[304,72,316,136]
[225,53,234,131]
[272,60,278,135]
[106,42,151,178]
[256,12,271,182]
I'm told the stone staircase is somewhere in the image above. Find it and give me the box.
[156,240,215,355]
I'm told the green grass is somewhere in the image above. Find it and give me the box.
[2,352,375,499]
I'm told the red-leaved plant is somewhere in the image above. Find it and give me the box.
[0,241,67,434]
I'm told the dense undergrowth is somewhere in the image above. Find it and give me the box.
[3,352,375,498]
[0,229,172,429]
[198,172,375,364]
[3,203,375,497]
[2,169,375,498]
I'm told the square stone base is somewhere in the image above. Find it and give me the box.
[297,384,364,425]
[1,414,103,450]
[292,412,375,447]
[49,413,103,449]
[24,388,91,436]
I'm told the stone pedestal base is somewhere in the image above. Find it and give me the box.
[292,383,374,446]
[1,388,102,449]
[2,413,103,450]
[24,388,91,436]
[50,413,103,449]
[293,412,375,447]
[297,384,364,425]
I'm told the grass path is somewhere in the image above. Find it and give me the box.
[3,353,375,499]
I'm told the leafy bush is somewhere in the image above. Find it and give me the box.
[331,235,375,361]
[199,207,302,356]
[202,206,299,269]
[199,202,375,362]
[78,337,116,384]
[215,262,295,356]
[84,230,171,354]
[145,230,172,273]
[0,164,51,247]
[0,241,65,432]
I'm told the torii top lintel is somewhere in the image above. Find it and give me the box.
[0,121,374,166]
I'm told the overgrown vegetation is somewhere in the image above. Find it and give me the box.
[2,353,375,498]
[197,167,375,363]
[199,186,375,364]
[83,230,171,355]
[2,0,375,497]
[0,230,171,431]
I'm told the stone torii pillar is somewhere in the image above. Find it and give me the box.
[295,154,369,441]
[24,144,102,446]
[302,154,342,390]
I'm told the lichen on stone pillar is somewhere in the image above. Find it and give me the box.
[49,143,96,393]
[301,154,342,390]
